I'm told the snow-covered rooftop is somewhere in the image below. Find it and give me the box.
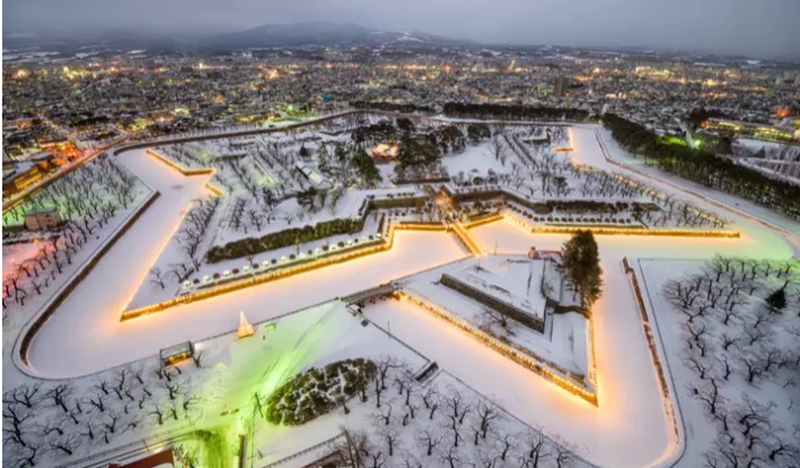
[446,256,548,321]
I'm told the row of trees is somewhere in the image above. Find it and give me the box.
[3,157,142,313]
[350,101,436,114]
[661,257,799,467]
[603,113,800,221]
[443,103,589,122]
[206,217,364,263]
[3,358,207,467]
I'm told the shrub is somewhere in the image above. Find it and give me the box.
[266,359,377,426]
[207,218,365,263]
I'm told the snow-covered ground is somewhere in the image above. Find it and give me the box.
[637,258,799,468]
[440,141,507,178]
[443,256,549,321]
[363,287,669,468]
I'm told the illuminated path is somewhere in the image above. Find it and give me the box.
[570,127,800,257]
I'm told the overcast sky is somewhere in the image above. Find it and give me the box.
[5,0,799,59]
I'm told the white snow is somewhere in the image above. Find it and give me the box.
[637,258,799,468]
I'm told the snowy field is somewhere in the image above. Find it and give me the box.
[638,258,799,468]
[440,140,507,178]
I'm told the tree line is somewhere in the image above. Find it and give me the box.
[443,103,589,122]
[603,113,800,221]
[350,101,436,114]
[206,217,364,263]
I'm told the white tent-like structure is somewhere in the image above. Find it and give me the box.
[237,311,255,339]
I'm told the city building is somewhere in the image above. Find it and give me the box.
[706,118,799,143]
[553,76,570,98]
[3,163,43,197]
[24,206,62,231]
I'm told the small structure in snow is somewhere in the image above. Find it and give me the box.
[295,161,333,190]
[237,311,255,339]
[372,143,400,161]
[159,341,194,367]
[24,206,62,231]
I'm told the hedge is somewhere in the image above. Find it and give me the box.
[207,218,364,263]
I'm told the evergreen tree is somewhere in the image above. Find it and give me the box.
[351,147,382,187]
[765,286,786,313]
[396,117,415,134]
[467,123,491,144]
[561,230,603,307]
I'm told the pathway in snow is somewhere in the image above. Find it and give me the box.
[576,127,800,255]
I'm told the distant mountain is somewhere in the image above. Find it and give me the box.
[3,22,476,53]
[205,22,476,49]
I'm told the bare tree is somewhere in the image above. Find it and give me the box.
[377,425,398,457]
[439,445,460,468]
[4,385,42,409]
[149,404,165,426]
[692,378,726,416]
[150,267,167,289]
[418,429,443,457]
[684,353,713,380]
[334,426,369,468]
[3,404,34,447]
[159,379,186,401]
[85,391,106,413]
[49,433,80,456]
[476,401,499,439]
[44,384,72,414]
[520,430,550,467]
